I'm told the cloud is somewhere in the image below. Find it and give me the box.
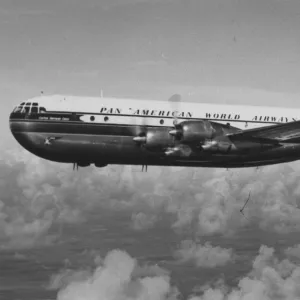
[0,147,87,249]
[131,212,158,231]
[50,249,179,300]
[189,245,300,300]
[284,244,300,260]
[161,164,300,236]
[173,239,234,268]
[49,244,300,300]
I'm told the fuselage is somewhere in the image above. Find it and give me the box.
[9,94,300,168]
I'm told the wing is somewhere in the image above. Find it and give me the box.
[226,120,300,144]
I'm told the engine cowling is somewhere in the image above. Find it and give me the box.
[202,140,234,153]
[165,144,193,157]
[201,138,269,154]
[170,120,215,143]
[133,128,174,151]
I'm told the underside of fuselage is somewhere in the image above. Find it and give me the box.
[9,114,300,169]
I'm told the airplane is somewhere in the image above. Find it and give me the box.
[8,93,300,170]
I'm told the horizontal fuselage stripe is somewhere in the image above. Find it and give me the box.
[9,111,283,125]
[42,110,294,124]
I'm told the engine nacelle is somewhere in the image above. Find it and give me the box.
[172,120,215,143]
[202,140,234,153]
[133,128,174,151]
[165,144,193,157]
[201,139,268,154]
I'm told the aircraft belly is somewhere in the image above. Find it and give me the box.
[9,119,300,168]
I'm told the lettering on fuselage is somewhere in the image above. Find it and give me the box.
[205,113,298,123]
[100,108,122,114]
[252,116,290,123]
[38,116,70,121]
[99,107,193,118]
[131,109,193,118]
[205,113,241,120]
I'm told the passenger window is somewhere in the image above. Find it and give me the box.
[40,107,46,113]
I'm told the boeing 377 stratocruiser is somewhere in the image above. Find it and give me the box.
[9,94,300,169]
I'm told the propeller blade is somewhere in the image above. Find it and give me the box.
[168,94,181,126]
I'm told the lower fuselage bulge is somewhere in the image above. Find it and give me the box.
[9,94,300,169]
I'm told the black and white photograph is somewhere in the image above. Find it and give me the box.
[1,0,300,299]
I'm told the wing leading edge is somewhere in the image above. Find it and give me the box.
[226,120,300,144]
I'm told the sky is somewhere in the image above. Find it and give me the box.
[2,1,300,299]
[1,0,300,137]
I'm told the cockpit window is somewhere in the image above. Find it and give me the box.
[13,102,44,114]
[24,104,31,113]
[31,106,38,113]
[13,106,23,113]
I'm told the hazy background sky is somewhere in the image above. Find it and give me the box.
[2,1,300,299]
[1,0,300,139]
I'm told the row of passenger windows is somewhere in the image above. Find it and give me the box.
[90,115,165,124]
[13,102,46,114]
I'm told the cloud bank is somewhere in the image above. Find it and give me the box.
[2,140,300,249]
[174,239,234,268]
[190,245,300,300]
[48,244,300,300]
[50,249,179,300]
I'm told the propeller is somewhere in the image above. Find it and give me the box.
[167,94,183,148]
[131,101,149,171]
[168,94,181,127]
[133,93,184,161]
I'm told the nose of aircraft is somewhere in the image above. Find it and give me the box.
[9,108,34,150]
[9,111,17,135]
[9,112,23,143]
[9,107,22,133]
[9,112,46,161]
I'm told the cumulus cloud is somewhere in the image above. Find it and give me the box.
[174,239,234,268]
[49,244,300,300]
[0,147,87,249]
[189,245,300,300]
[50,249,179,300]
[284,244,300,260]
[131,212,158,231]
[160,164,300,236]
